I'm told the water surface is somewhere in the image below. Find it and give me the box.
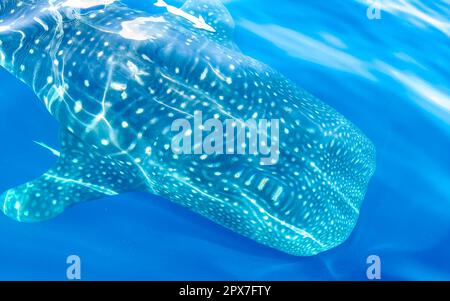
[0,0,449,280]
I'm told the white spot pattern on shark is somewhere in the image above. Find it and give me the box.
[0,0,376,256]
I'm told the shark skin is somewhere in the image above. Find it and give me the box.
[0,0,376,256]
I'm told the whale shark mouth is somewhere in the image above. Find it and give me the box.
[0,0,376,256]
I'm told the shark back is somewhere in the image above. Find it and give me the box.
[0,0,376,256]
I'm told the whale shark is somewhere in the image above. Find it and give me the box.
[0,0,376,256]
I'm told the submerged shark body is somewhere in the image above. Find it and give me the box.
[0,0,376,256]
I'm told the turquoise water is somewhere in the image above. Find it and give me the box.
[0,0,449,280]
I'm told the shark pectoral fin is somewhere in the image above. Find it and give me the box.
[0,130,140,222]
[0,169,100,223]
[181,0,238,47]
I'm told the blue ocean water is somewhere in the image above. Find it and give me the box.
[0,0,449,280]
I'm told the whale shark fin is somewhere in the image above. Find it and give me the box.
[0,130,142,222]
[181,0,237,48]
